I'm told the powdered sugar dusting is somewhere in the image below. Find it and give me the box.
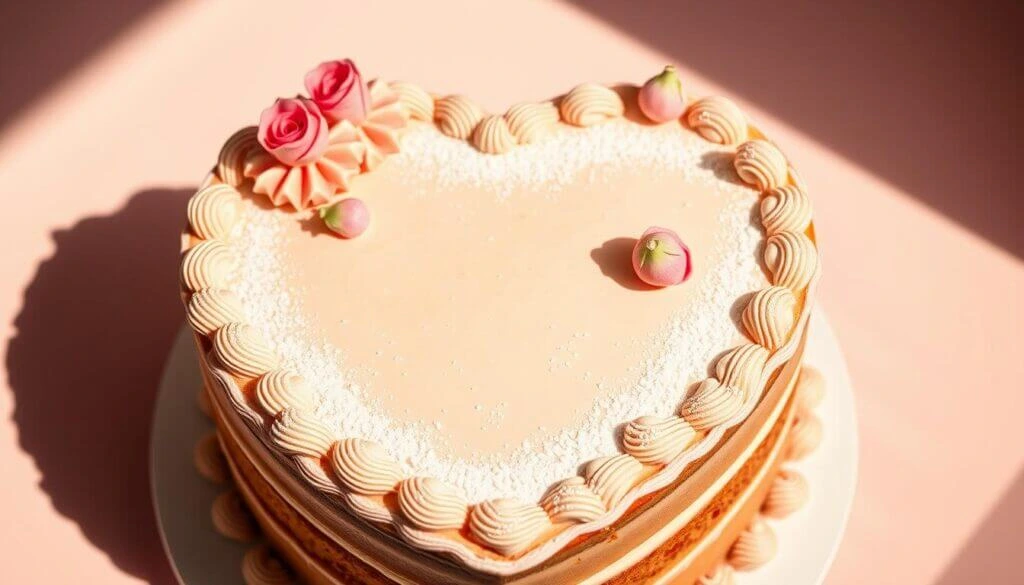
[231,122,767,503]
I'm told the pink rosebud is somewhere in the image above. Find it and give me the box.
[632,227,692,287]
[304,59,370,125]
[319,198,370,238]
[638,65,687,123]
[257,97,328,167]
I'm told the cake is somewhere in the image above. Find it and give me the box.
[180,59,824,584]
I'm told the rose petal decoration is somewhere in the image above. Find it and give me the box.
[257,98,329,167]
[632,227,692,287]
[304,59,370,125]
[320,198,370,238]
[638,65,687,123]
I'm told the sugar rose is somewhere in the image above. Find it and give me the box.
[304,59,370,125]
[257,97,328,167]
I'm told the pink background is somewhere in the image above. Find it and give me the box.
[1,1,1021,583]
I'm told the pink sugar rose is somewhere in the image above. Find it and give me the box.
[257,97,328,167]
[304,59,370,125]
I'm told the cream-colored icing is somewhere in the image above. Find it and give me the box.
[734,140,788,192]
[622,415,697,465]
[504,102,559,144]
[186,288,245,336]
[540,477,605,523]
[180,240,235,292]
[213,322,279,378]
[686,97,747,146]
[329,438,403,495]
[187,183,241,240]
[434,95,483,140]
[795,366,826,411]
[787,413,822,460]
[269,409,334,458]
[715,344,769,397]
[194,431,228,484]
[471,115,516,154]
[211,489,259,542]
[391,81,434,122]
[741,286,796,351]
[397,477,468,531]
[764,230,817,290]
[559,83,624,126]
[681,378,743,431]
[698,564,736,585]
[468,499,551,556]
[584,454,644,509]
[217,126,259,187]
[761,468,808,518]
[255,369,313,416]
[242,544,295,585]
[760,184,812,235]
[727,517,777,571]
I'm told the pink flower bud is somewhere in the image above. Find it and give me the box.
[319,198,370,238]
[638,65,686,123]
[632,227,692,287]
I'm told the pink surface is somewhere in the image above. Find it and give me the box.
[0,1,1021,584]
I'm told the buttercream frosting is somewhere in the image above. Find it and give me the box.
[764,230,818,291]
[681,378,744,431]
[787,413,823,460]
[742,286,796,351]
[504,101,559,144]
[559,83,624,127]
[698,564,736,585]
[761,468,809,518]
[211,489,259,542]
[217,126,260,187]
[734,140,788,192]
[540,477,605,523]
[715,344,769,397]
[397,477,469,532]
[471,115,516,154]
[213,322,279,378]
[241,544,295,585]
[468,499,551,556]
[391,81,434,121]
[187,183,241,240]
[180,240,236,292]
[194,431,228,484]
[255,369,313,416]
[185,288,245,336]
[329,438,403,496]
[434,95,483,140]
[795,366,826,412]
[584,454,644,509]
[686,96,747,145]
[727,518,777,571]
[761,184,812,235]
[622,415,697,465]
[269,408,335,458]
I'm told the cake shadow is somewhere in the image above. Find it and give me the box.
[590,237,658,291]
[4,188,190,584]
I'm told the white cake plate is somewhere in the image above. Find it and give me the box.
[150,310,858,585]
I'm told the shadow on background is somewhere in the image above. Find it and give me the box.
[5,188,190,584]
[571,0,1024,259]
[0,0,166,130]
[933,468,1024,584]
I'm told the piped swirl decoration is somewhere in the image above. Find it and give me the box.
[761,468,809,518]
[180,240,236,292]
[761,184,812,235]
[727,518,777,571]
[242,544,295,585]
[194,432,228,484]
[734,139,788,192]
[186,289,245,336]
[796,366,826,412]
[211,489,259,542]
[742,286,797,351]
[622,415,697,465]
[330,438,403,495]
[269,409,335,458]
[217,126,260,187]
[715,344,769,397]
[434,95,483,140]
[686,96,747,145]
[540,477,605,524]
[681,378,744,431]
[788,414,823,460]
[468,499,552,556]
[559,83,624,127]
[397,477,469,531]
[255,369,312,416]
[187,183,241,240]
[764,230,818,291]
[391,81,434,121]
[699,564,736,585]
[584,454,644,509]
[504,102,559,144]
[471,115,516,154]
[213,322,279,378]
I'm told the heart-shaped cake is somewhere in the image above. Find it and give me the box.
[181,60,823,584]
